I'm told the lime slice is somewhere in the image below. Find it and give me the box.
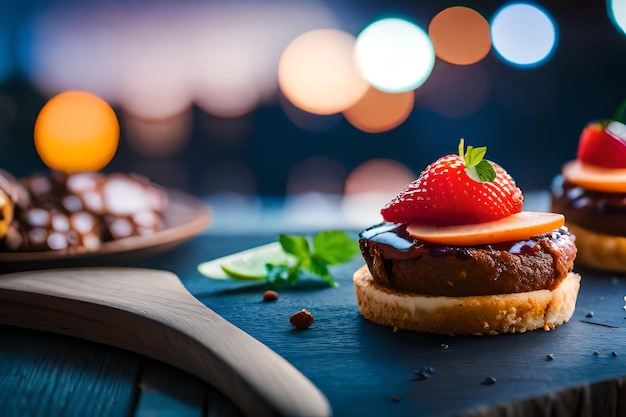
[197,242,291,280]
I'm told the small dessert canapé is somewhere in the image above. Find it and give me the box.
[354,140,580,335]
[551,101,626,273]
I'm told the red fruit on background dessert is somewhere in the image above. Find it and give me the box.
[354,139,580,335]
[577,121,626,168]
[551,100,626,272]
[381,139,523,226]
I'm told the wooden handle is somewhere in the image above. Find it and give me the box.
[0,267,331,417]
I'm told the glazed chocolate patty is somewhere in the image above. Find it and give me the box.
[359,222,577,297]
[551,175,626,236]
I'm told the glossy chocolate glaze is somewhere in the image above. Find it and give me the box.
[359,222,562,260]
[551,175,626,236]
[358,221,576,296]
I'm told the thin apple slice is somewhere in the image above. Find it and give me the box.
[406,211,564,246]
[562,159,626,193]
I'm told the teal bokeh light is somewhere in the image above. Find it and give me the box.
[608,0,626,35]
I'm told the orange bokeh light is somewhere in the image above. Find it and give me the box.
[278,29,369,115]
[34,91,119,173]
[428,6,491,65]
[342,158,416,226]
[344,87,414,133]
[344,158,415,195]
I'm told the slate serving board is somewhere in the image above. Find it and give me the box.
[186,235,626,417]
[1,233,626,416]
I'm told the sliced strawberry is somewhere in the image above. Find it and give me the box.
[577,121,626,169]
[381,140,523,226]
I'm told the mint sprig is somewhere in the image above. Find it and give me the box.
[265,231,359,287]
[458,138,496,183]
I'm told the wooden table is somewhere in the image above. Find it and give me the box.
[2,232,626,416]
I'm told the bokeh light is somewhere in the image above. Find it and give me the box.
[34,91,119,173]
[344,87,414,133]
[344,158,415,195]
[20,1,340,119]
[491,3,557,67]
[428,6,491,65]
[194,74,259,119]
[188,2,341,116]
[190,21,261,119]
[354,18,435,93]
[342,158,415,227]
[608,0,626,35]
[278,29,369,115]
[118,57,191,120]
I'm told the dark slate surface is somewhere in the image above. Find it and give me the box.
[1,233,626,416]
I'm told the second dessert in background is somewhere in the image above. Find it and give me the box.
[551,101,626,273]
[354,140,580,335]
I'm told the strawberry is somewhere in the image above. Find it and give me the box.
[577,100,626,169]
[577,121,626,169]
[381,139,523,226]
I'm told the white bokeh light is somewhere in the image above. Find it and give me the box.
[354,18,435,93]
[609,0,626,35]
[491,3,557,67]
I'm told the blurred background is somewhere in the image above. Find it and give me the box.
[0,0,625,232]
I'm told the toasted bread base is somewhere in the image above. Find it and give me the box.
[353,265,581,335]
[566,223,626,273]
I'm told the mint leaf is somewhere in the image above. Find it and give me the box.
[312,231,360,265]
[213,231,358,287]
[266,263,300,286]
[465,146,487,168]
[458,138,496,183]
[278,234,310,259]
[475,160,496,182]
[299,255,312,270]
[307,255,337,287]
